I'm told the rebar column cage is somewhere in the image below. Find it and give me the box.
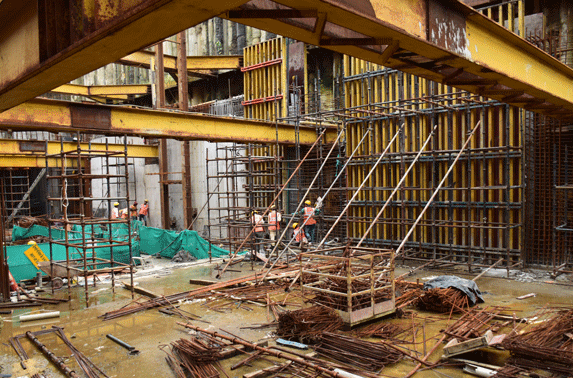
[45,137,134,305]
[300,247,395,327]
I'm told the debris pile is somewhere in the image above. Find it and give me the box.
[501,308,573,374]
[163,336,225,378]
[277,306,342,343]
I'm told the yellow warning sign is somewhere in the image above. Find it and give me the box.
[24,244,48,269]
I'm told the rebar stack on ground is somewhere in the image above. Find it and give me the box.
[491,365,530,378]
[501,308,573,374]
[354,322,406,339]
[414,287,469,313]
[163,336,226,378]
[314,332,404,372]
[444,306,505,341]
[277,306,342,343]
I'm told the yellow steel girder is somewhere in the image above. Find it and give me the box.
[117,50,241,74]
[1,0,573,120]
[50,84,150,100]
[0,139,158,168]
[0,98,335,145]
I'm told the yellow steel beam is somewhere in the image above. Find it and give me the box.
[2,0,573,119]
[117,50,240,74]
[50,84,150,100]
[224,0,573,119]
[0,0,250,112]
[0,99,335,145]
[0,139,158,168]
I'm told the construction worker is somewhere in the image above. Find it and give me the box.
[111,202,120,219]
[268,204,282,241]
[139,199,149,226]
[251,210,265,256]
[299,200,318,243]
[130,201,138,221]
[292,223,306,246]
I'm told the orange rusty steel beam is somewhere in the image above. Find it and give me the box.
[2,0,573,121]
[0,98,336,145]
[0,0,250,112]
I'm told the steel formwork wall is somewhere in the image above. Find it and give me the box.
[342,58,524,267]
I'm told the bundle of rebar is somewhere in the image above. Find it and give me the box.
[444,306,504,341]
[413,287,469,313]
[354,322,405,339]
[163,336,225,378]
[490,365,529,378]
[18,216,49,228]
[501,308,573,373]
[314,332,404,372]
[277,306,342,343]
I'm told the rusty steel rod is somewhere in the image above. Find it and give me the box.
[177,323,355,378]
[25,331,80,378]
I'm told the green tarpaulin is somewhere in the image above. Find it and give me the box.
[138,226,237,259]
[8,223,141,282]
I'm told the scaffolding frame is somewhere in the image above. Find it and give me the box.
[45,136,134,305]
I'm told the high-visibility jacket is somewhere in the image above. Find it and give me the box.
[268,210,281,231]
[294,227,304,242]
[303,206,316,225]
[130,205,137,217]
[252,214,264,232]
[111,207,119,219]
[139,203,149,216]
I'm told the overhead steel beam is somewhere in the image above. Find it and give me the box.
[2,0,573,119]
[222,0,573,119]
[0,0,250,112]
[0,139,158,168]
[117,50,241,74]
[50,84,150,100]
[0,99,334,145]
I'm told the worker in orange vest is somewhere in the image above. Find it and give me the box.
[299,200,318,243]
[267,204,282,242]
[138,199,149,226]
[292,223,307,246]
[251,210,265,256]
[130,201,138,221]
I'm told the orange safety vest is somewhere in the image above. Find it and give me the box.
[294,227,304,242]
[139,203,149,216]
[268,210,280,231]
[111,207,119,219]
[303,206,316,225]
[130,205,137,217]
[252,214,264,232]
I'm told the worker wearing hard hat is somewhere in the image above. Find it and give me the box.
[292,222,307,246]
[298,199,319,243]
[138,199,149,226]
[267,204,282,242]
[111,202,120,219]
[130,201,138,221]
[251,210,265,256]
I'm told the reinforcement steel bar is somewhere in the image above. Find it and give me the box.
[25,331,81,378]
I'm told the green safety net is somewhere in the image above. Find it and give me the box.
[8,222,142,282]
[138,226,239,259]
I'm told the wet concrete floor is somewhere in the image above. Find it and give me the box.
[1,259,572,378]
